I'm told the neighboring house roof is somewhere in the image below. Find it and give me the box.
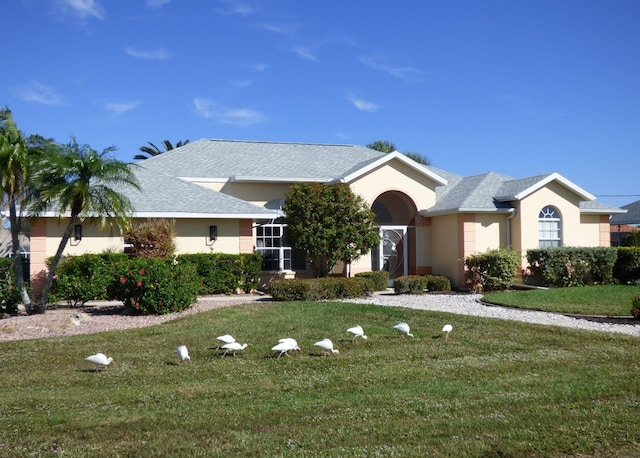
[140,139,447,185]
[610,199,640,225]
[120,166,280,219]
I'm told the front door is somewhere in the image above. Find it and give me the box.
[373,226,408,286]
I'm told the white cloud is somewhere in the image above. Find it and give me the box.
[105,101,141,114]
[359,54,428,82]
[14,81,63,105]
[292,46,317,62]
[57,0,105,20]
[146,0,171,7]
[350,97,378,113]
[216,1,257,16]
[260,23,299,36]
[193,98,263,126]
[124,47,169,60]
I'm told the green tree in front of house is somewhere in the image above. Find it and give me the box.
[283,182,380,278]
[30,137,140,313]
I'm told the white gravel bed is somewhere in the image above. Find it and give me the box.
[344,293,640,337]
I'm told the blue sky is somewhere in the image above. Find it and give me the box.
[3,0,639,207]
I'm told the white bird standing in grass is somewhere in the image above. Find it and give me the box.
[86,353,114,372]
[347,325,368,341]
[393,322,414,338]
[177,345,191,363]
[221,342,248,357]
[442,324,453,341]
[216,334,236,349]
[314,338,339,356]
[271,338,300,359]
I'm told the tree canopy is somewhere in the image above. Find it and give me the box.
[283,183,380,277]
[30,137,141,313]
[366,139,431,165]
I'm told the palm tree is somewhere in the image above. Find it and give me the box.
[134,139,190,161]
[366,139,431,165]
[0,108,32,311]
[366,140,396,153]
[31,137,140,313]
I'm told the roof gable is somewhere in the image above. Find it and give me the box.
[495,172,595,202]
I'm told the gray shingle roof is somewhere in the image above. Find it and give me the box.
[610,199,640,224]
[118,165,279,218]
[140,139,388,182]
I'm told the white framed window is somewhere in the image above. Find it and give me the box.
[538,206,562,248]
[256,220,306,271]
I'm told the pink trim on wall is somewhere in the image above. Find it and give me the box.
[239,219,254,253]
[599,215,611,247]
[29,219,48,295]
[457,213,475,289]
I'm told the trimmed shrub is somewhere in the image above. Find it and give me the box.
[178,253,263,295]
[424,274,451,292]
[269,277,373,301]
[526,247,617,287]
[107,258,198,314]
[354,271,389,291]
[49,253,128,306]
[0,257,21,314]
[614,247,640,285]
[465,249,520,293]
[393,275,427,294]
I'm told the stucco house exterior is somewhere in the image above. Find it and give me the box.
[28,139,626,290]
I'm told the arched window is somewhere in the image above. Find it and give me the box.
[538,206,562,247]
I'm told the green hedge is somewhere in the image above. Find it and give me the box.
[393,275,427,294]
[526,247,617,287]
[177,253,263,295]
[269,277,373,301]
[0,257,21,314]
[465,249,520,292]
[49,253,128,306]
[107,257,199,314]
[424,274,451,292]
[354,270,389,291]
[614,247,640,285]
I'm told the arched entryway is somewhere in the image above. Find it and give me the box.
[371,191,418,284]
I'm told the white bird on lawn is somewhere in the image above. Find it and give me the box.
[347,325,368,341]
[271,338,300,359]
[86,353,114,372]
[314,338,339,356]
[221,342,248,357]
[393,322,414,338]
[216,334,236,348]
[442,324,453,341]
[177,345,191,364]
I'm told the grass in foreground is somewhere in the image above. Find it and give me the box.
[1,301,638,457]
[483,284,640,316]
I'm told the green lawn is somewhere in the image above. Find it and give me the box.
[482,285,640,316]
[1,300,638,457]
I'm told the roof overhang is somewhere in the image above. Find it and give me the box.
[38,211,281,219]
[420,207,516,217]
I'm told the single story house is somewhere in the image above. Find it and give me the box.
[28,139,626,290]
